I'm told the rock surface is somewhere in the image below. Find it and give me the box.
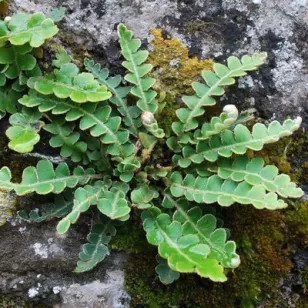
[0,216,129,307]
[1,0,307,307]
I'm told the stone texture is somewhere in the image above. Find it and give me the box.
[0,216,129,307]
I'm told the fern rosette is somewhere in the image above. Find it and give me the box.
[0,12,302,285]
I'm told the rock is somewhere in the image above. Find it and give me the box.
[0,217,129,307]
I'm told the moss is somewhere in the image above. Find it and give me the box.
[110,214,152,253]
[148,29,213,132]
[0,0,9,18]
[0,294,47,308]
[286,201,308,245]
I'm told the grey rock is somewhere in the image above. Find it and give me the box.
[0,217,129,307]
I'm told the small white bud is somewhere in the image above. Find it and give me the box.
[141,111,155,125]
[294,116,302,128]
[230,256,241,268]
[4,16,11,23]
[223,104,239,119]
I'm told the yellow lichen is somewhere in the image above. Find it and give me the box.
[148,28,213,96]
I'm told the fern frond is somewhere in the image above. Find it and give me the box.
[172,53,267,136]
[57,180,111,234]
[163,194,240,269]
[97,182,131,220]
[142,206,228,282]
[6,108,44,153]
[0,87,20,119]
[28,63,112,103]
[117,24,157,113]
[141,111,165,138]
[19,91,135,157]
[85,59,141,135]
[178,117,302,167]
[168,171,287,210]
[214,155,303,198]
[0,12,58,47]
[0,160,102,196]
[18,191,73,222]
[44,118,88,163]
[74,218,117,273]
[155,255,180,284]
[194,104,239,141]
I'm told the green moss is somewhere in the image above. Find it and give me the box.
[110,214,152,253]
[0,294,47,308]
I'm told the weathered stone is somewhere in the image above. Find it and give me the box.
[0,217,129,307]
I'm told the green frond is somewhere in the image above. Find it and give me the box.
[131,184,159,209]
[155,255,180,284]
[97,182,131,220]
[178,117,302,167]
[44,117,88,162]
[0,160,102,196]
[214,155,303,198]
[117,23,157,113]
[142,206,228,282]
[74,218,117,273]
[6,108,44,153]
[0,44,36,81]
[85,59,141,135]
[18,191,73,222]
[28,63,112,103]
[168,171,287,210]
[172,53,267,137]
[141,111,165,138]
[19,91,135,157]
[162,194,240,269]
[0,12,58,47]
[0,86,21,119]
[194,104,239,141]
[57,180,111,234]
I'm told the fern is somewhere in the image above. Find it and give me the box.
[168,171,287,210]
[142,206,228,282]
[0,15,303,284]
[162,194,240,269]
[19,91,135,157]
[85,59,141,135]
[117,24,157,113]
[97,182,131,220]
[194,104,239,140]
[177,117,302,167]
[18,191,73,222]
[28,63,112,103]
[214,155,303,198]
[74,217,117,273]
[172,53,267,137]
[57,180,110,234]
[0,160,102,195]
[6,108,44,153]
[0,12,58,47]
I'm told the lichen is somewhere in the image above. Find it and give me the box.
[148,29,213,133]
